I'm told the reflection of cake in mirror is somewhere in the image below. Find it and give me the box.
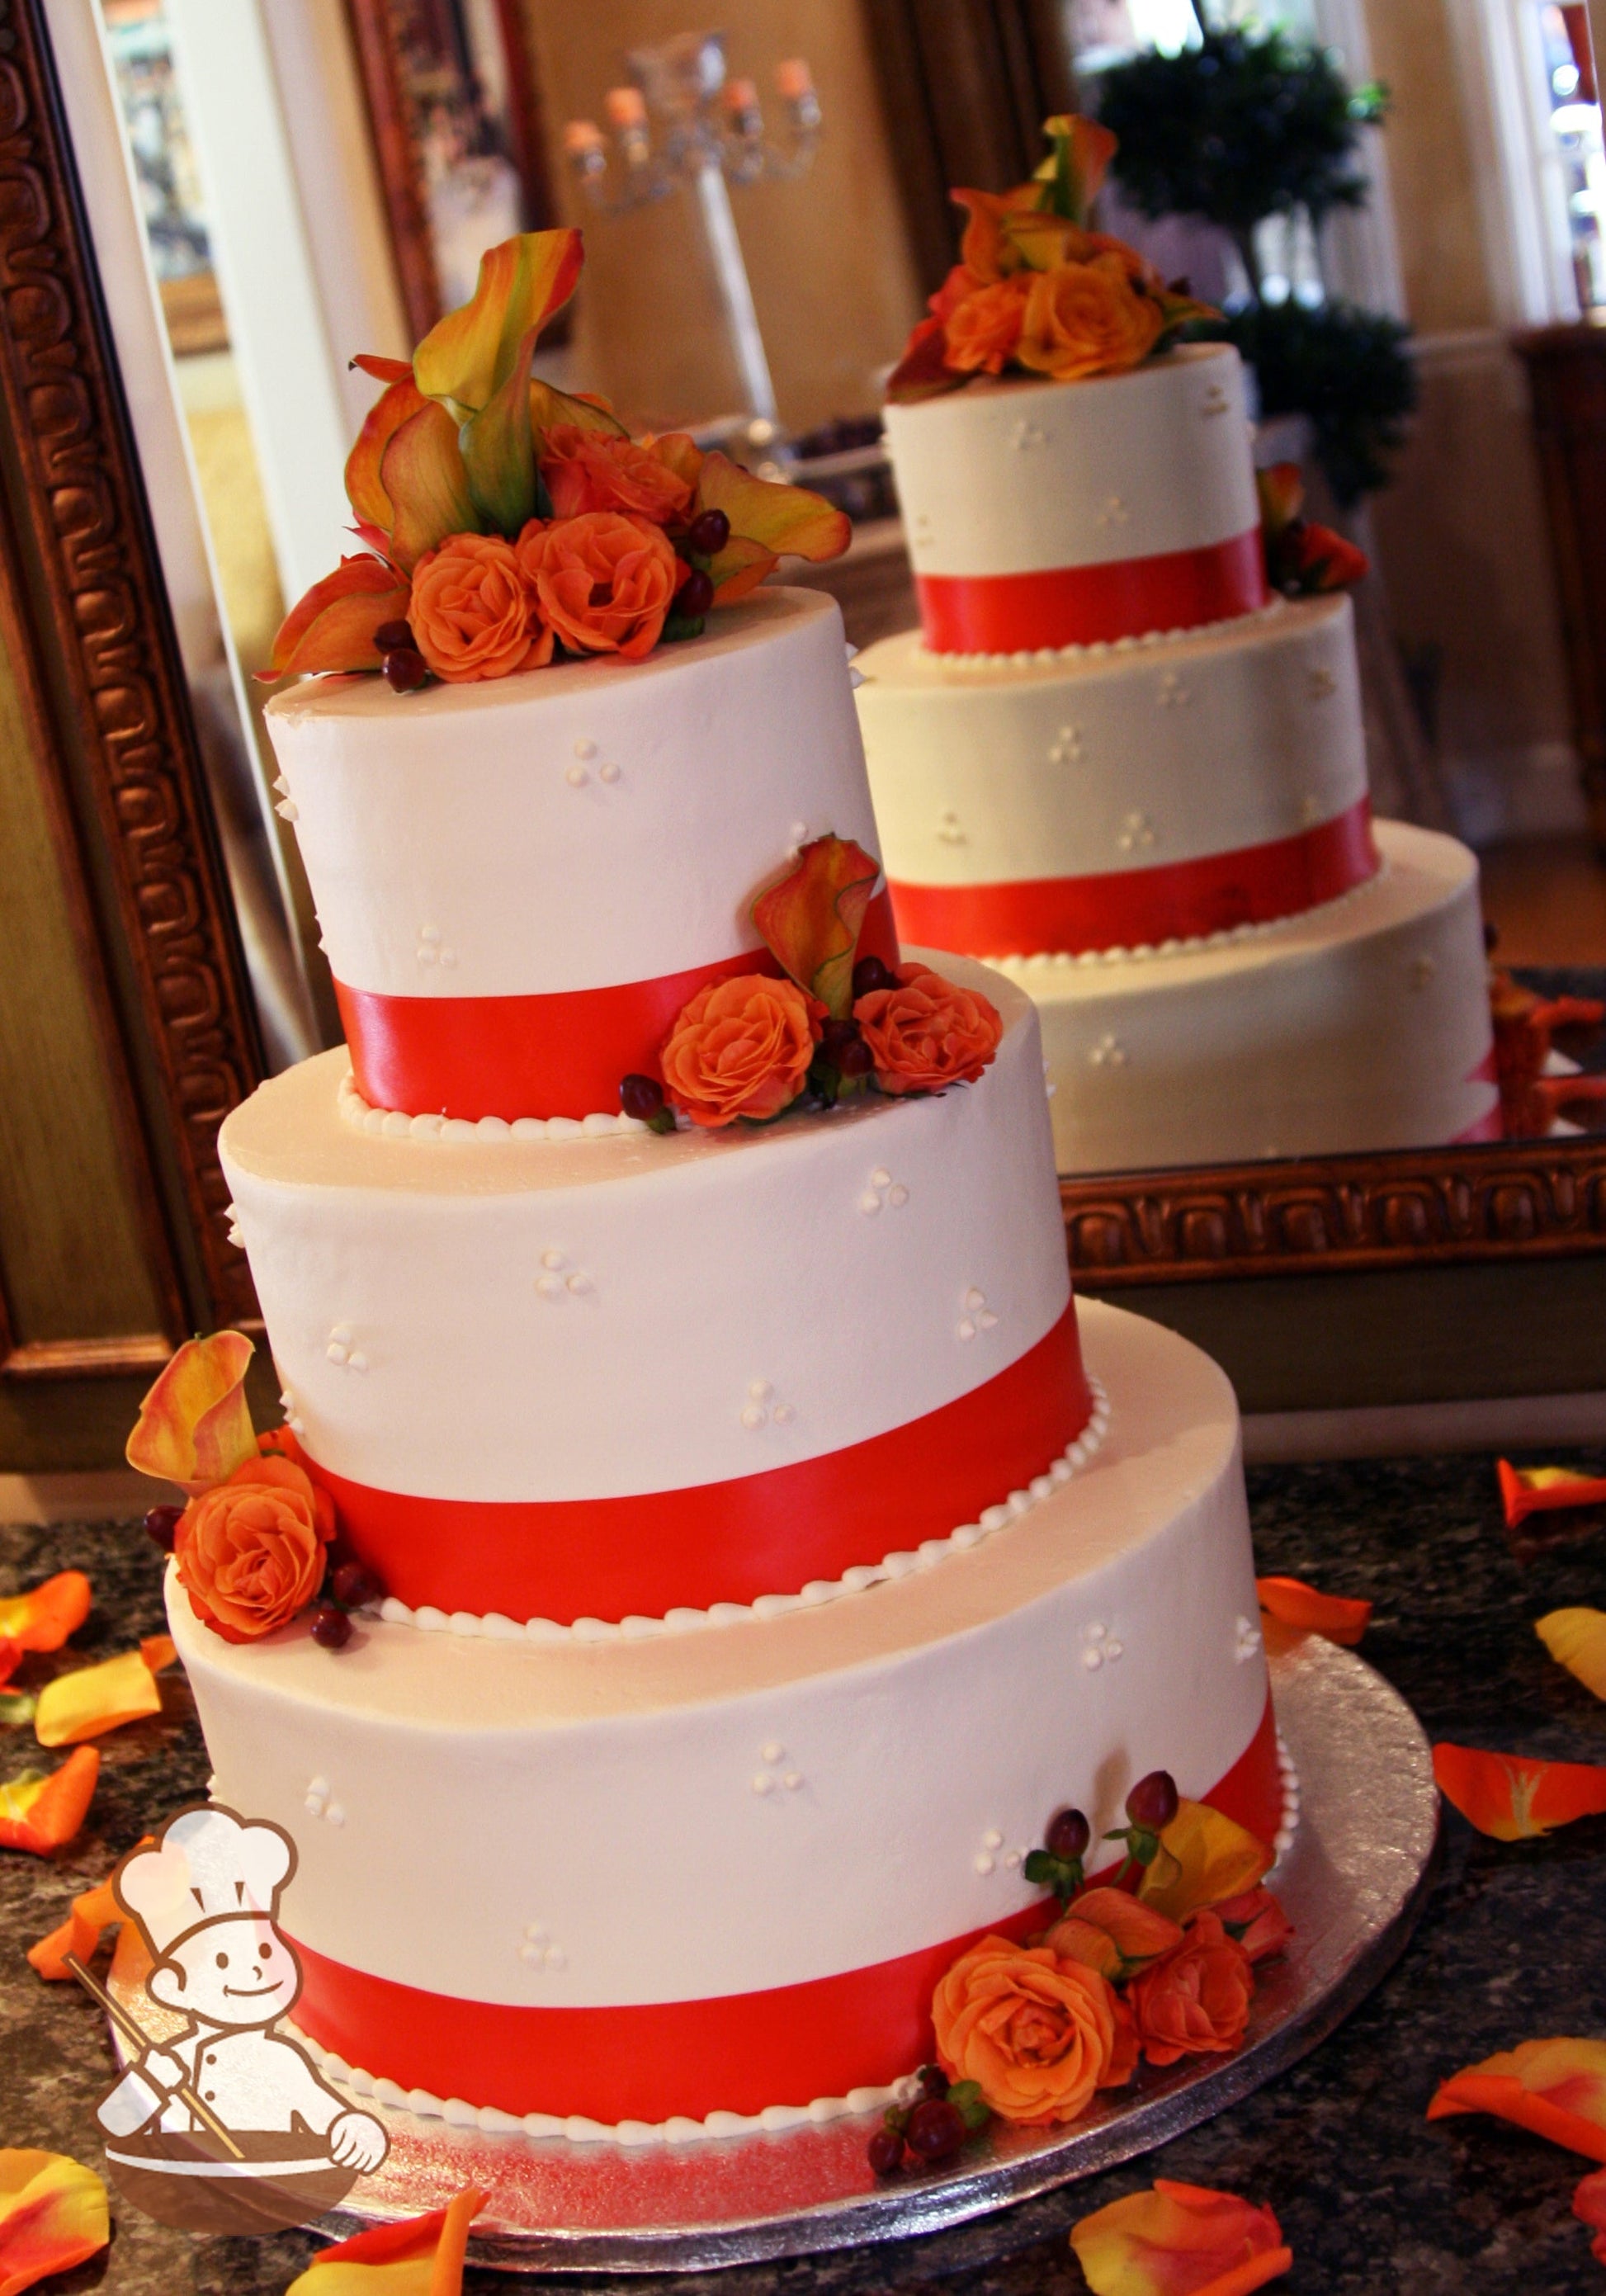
[146,224,1286,2142]
[855,120,1499,1172]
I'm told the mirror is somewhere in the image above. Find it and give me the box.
[42,0,1606,1327]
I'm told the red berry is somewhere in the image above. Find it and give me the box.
[687,508,730,556]
[309,1604,352,1650]
[905,2096,966,2162]
[1127,1770,1179,1831]
[143,1503,183,1553]
[1046,1807,1090,1862]
[331,1561,384,1610]
[675,566,714,619]
[837,1035,875,1077]
[852,955,898,1001]
[381,647,429,693]
[373,619,414,653]
[917,2063,950,2100]
[867,2127,904,2176]
[621,1073,665,1122]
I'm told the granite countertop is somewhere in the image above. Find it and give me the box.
[3,1449,1604,2294]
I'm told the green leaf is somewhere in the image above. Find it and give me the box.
[949,2080,990,2131]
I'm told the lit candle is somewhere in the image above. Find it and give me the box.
[775,59,814,101]
[563,119,605,157]
[604,85,648,130]
[723,76,760,112]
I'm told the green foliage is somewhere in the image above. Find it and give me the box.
[1097,28,1386,240]
[1192,300,1417,506]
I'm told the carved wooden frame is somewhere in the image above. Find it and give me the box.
[0,0,263,1354]
[1061,1136,1606,1284]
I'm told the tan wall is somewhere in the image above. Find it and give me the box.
[519,1,923,433]
[1363,0,1495,333]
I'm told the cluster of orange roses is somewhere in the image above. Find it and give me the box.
[874,1774,1290,2171]
[125,1334,374,1649]
[267,227,848,691]
[888,115,1212,404]
[628,836,1004,1132]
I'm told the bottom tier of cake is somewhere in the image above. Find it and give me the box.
[1001,820,1498,1173]
[168,1299,1278,2132]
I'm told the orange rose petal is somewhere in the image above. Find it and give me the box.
[641,431,704,493]
[694,449,850,569]
[1050,1887,1183,1968]
[0,2148,110,2296]
[0,1575,91,1656]
[1427,2039,1606,2163]
[1137,1800,1273,1925]
[753,834,883,1019]
[126,1331,257,1495]
[1498,1461,1606,1529]
[1575,2167,1606,2262]
[139,1634,177,1677]
[27,1856,144,1981]
[0,1747,99,1854]
[1536,1609,1606,1701]
[1254,1575,1372,1646]
[528,378,631,453]
[413,225,582,416]
[33,1651,163,1748]
[298,2183,484,2292]
[1433,1742,1606,1840]
[1070,2178,1291,2296]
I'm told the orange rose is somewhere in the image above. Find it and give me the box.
[853,961,1003,1096]
[1127,1910,1255,2068]
[933,1935,1132,2125]
[173,1454,333,1644]
[409,531,551,683]
[541,424,694,526]
[516,511,678,662]
[1016,252,1164,382]
[661,973,821,1129]
[943,277,1032,376]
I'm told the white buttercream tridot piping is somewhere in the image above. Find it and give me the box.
[291,2025,920,2147]
[337,1069,649,1142]
[1271,1729,1301,1867]
[918,598,1285,671]
[988,860,1387,973]
[368,1376,1111,1645]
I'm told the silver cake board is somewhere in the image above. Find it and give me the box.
[107,1626,1438,2273]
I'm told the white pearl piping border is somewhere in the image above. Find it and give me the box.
[1270,1729,1301,1868]
[915,598,1286,672]
[986,860,1388,974]
[291,2024,922,2147]
[366,1376,1111,1645]
[337,1070,650,1142]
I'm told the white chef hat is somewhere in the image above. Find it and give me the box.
[116,1804,296,1958]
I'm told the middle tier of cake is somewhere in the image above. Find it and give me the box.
[219,960,1091,1628]
[856,593,1375,960]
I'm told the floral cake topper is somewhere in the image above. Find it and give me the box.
[887,115,1214,404]
[266,229,850,688]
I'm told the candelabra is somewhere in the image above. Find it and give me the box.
[564,33,821,432]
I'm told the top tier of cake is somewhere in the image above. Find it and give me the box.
[882,343,1267,656]
[264,588,895,1125]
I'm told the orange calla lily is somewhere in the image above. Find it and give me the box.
[885,313,961,404]
[753,834,881,1021]
[1070,2178,1292,2296]
[1035,113,1118,226]
[0,2149,109,2296]
[1046,1887,1183,1981]
[27,1846,149,1979]
[1428,2037,1606,2162]
[1536,1607,1606,1700]
[267,555,412,678]
[1498,1460,1606,1530]
[413,227,582,419]
[1433,1742,1606,1840]
[530,375,631,454]
[1255,463,1306,541]
[694,450,851,598]
[125,1330,257,1495]
[33,1649,165,1748]
[291,2184,485,2294]
[1137,1800,1273,1925]
[0,1574,90,1656]
[1255,1575,1372,1646]
[952,185,1038,283]
[344,372,428,535]
[0,1746,99,1854]
[380,404,480,571]
[1575,2166,1606,2263]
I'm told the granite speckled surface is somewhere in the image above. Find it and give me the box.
[3,1450,1604,2293]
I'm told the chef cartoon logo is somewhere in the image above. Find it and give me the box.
[88,1803,389,2235]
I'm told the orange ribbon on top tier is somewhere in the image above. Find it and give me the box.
[339,889,899,1123]
[915,530,1268,656]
